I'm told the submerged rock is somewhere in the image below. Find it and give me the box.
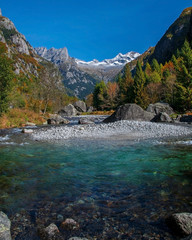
[0,211,12,240]
[68,238,88,240]
[166,213,192,236]
[182,234,192,240]
[61,218,79,230]
[103,103,154,123]
[45,223,59,237]
[38,223,64,240]
[146,102,174,115]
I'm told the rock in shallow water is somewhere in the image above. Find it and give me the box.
[0,211,12,240]
[45,223,59,237]
[78,118,95,125]
[61,218,79,230]
[166,213,192,236]
[22,128,34,133]
[38,223,64,240]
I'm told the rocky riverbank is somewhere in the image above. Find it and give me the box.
[31,120,192,142]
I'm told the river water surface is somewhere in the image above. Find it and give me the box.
[0,129,192,239]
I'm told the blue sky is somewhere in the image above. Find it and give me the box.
[1,1,191,61]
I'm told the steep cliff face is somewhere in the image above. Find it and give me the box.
[149,7,192,64]
[0,15,40,76]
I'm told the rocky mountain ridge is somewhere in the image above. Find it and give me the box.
[0,15,39,76]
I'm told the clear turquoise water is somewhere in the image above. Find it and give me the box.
[1,135,192,238]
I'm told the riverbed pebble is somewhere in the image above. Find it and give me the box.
[31,120,192,141]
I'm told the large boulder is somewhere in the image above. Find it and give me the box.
[151,112,172,123]
[103,104,155,123]
[166,213,192,237]
[47,114,69,125]
[147,102,174,115]
[58,104,78,116]
[73,101,87,112]
[0,211,12,240]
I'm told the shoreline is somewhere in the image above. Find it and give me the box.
[30,120,192,142]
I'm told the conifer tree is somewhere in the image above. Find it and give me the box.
[133,61,148,108]
[93,81,107,110]
[118,64,134,103]
[151,59,161,76]
[174,40,192,111]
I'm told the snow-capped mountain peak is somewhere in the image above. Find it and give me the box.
[75,51,140,68]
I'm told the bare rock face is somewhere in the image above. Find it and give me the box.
[103,103,155,123]
[0,17,16,30]
[0,211,12,240]
[146,102,174,115]
[166,213,192,237]
[11,34,30,55]
[73,101,87,112]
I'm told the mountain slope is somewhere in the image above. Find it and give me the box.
[35,47,140,98]
[149,7,192,64]
[0,13,68,113]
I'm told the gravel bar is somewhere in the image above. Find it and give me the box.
[31,120,192,141]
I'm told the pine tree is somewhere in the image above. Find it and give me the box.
[118,64,134,104]
[93,81,107,110]
[133,61,148,108]
[151,59,161,76]
[174,40,192,111]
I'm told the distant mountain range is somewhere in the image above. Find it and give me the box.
[75,51,140,67]
[35,47,140,98]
